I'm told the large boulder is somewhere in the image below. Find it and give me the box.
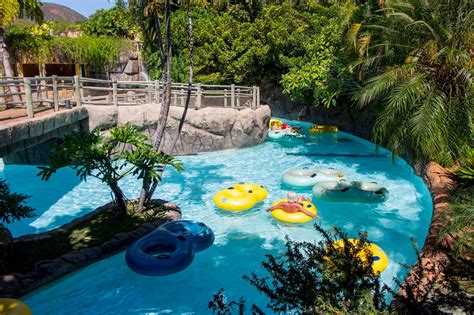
[84,104,271,155]
[84,105,118,131]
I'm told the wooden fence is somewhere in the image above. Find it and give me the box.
[0,76,261,119]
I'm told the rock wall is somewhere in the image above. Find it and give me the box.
[85,104,271,155]
[391,162,460,311]
[0,107,88,164]
[260,79,376,140]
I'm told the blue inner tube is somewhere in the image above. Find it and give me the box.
[160,220,215,252]
[125,229,195,276]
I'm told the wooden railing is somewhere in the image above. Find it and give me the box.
[0,76,261,119]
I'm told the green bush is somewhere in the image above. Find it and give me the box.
[81,1,138,39]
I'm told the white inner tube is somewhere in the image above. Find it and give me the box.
[312,180,389,203]
[282,168,345,187]
[268,128,303,139]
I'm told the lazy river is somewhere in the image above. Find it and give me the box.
[1,119,433,314]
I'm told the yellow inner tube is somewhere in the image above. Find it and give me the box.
[269,119,283,128]
[213,183,268,211]
[271,198,317,223]
[0,299,32,315]
[332,239,389,274]
[309,125,338,134]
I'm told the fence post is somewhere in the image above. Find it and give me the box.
[74,75,82,106]
[195,84,202,109]
[252,86,257,109]
[224,89,228,107]
[52,75,59,111]
[236,88,240,107]
[171,90,178,106]
[231,84,235,108]
[155,80,160,103]
[112,80,118,106]
[145,83,152,103]
[180,88,185,106]
[23,78,34,118]
[257,86,260,107]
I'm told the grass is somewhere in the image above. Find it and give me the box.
[4,202,167,274]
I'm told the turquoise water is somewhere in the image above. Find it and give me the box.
[1,119,432,314]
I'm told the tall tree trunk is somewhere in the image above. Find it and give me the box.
[138,0,173,210]
[144,2,195,205]
[0,28,21,105]
[165,3,194,154]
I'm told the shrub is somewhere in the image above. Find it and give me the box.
[0,179,35,225]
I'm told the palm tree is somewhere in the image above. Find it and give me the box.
[129,0,195,210]
[350,0,473,166]
[0,0,43,102]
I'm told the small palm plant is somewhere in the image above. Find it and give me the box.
[349,0,473,166]
[38,124,183,215]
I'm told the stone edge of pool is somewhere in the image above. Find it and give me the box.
[392,162,457,308]
[0,200,181,298]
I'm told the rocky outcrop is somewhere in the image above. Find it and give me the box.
[0,199,181,298]
[162,106,270,155]
[260,79,376,140]
[391,163,470,311]
[85,104,271,155]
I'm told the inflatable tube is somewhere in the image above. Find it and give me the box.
[309,125,338,134]
[160,220,215,252]
[312,180,388,203]
[269,119,284,128]
[126,229,195,276]
[232,183,269,201]
[268,128,304,140]
[213,183,268,211]
[331,239,389,274]
[282,168,345,187]
[0,299,32,315]
[270,198,317,223]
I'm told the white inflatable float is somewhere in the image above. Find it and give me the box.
[312,180,388,203]
[282,167,345,187]
[268,128,304,140]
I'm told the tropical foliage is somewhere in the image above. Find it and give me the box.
[0,0,42,29]
[38,125,183,215]
[350,0,473,166]
[145,1,354,107]
[0,179,35,225]
[5,24,132,73]
[82,0,138,39]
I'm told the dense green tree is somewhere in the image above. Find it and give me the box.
[350,0,473,166]
[145,1,355,107]
[82,1,138,39]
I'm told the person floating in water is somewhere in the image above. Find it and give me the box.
[266,191,317,218]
